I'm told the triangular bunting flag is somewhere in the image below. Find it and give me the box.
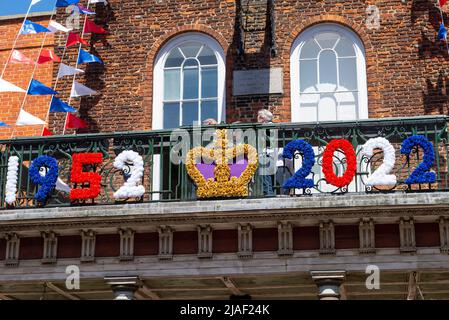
[0,122,9,127]
[16,110,45,126]
[89,0,108,4]
[71,81,97,97]
[27,79,58,95]
[57,63,84,78]
[77,49,103,64]
[37,49,61,64]
[42,127,53,136]
[50,97,77,113]
[66,113,88,129]
[56,0,80,7]
[0,78,26,93]
[439,23,447,41]
[10,50,34,64]
[66,32,88,47]
[74,4,95,14]
[20,20,50,35]
[31,0,43,5]
[83,19,106,34]
[48,20,72,33]
[440,0,448,7]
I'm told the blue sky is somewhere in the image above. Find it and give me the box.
[0,0,56,16]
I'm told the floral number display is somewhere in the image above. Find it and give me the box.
[29,155,59,203]
[70,153,103,201]
[113,150,145,199]
[322,139,357,188]
[400,135,436,184]
[282,140,315,189]
[362,137,397,186]
[5,156,19,205]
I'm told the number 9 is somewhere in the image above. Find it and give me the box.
[29,155,59,203]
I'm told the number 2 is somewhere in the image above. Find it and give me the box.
[401,135,436,185]
[282,139,315,189]
[362,137,397,186]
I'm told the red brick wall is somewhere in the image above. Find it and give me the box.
[42,0,449,133]
[0,14,55,138]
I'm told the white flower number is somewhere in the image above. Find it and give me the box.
[5,156,19,205]
[362,137,397,186]
[113,150,145,199]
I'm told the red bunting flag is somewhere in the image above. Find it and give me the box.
[66,32,88,47]
[440,0,448,7]
[42,128,53,136]
[66,114,88,129]
[83,19,106,34]
[37,49,61,64]
[10,50,34,64]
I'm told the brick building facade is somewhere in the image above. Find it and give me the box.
[1,0,449,300]
[43,0,449,133]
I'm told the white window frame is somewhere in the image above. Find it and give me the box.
[290,23,368,123]
[152,32,226,129]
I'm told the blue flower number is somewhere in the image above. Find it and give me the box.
[400,135,436,185]
[282,139,315,189]
[29,155,59,203]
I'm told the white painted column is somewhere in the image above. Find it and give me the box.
[105,276,140,300]
[311,271,346,300]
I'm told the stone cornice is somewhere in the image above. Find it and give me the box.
[0,192,448,232]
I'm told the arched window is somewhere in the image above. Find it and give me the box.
[153,33,226,129]
[290,23,368,122]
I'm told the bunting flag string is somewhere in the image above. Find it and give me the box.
[62,1,100,134]
[0,0,37,80]
[8,1,61,135]
[0,0,108,134]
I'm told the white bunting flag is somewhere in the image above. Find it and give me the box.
[57,63,84,78]
[71,81,97,97]
[0,78,26,93]
[56,177,71,193]
[89,0,108,4]
[16,110,46,126]
[48,20,72,33]
[31,0,42,6]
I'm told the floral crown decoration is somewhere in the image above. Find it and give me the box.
[186,129,258,198]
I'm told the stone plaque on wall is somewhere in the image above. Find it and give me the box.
[233,68,283,96]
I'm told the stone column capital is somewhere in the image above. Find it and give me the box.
[310,270,346,300]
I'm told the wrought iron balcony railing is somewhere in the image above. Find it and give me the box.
[0,115,447,210]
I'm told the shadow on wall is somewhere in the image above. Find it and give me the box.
[227,0,280,123]
[413,0,449,115]
[77,2,115,133]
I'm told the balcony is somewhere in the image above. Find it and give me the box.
[0,115,448,210]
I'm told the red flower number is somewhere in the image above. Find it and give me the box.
[322,139,357,188]
[70,153,103,201]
